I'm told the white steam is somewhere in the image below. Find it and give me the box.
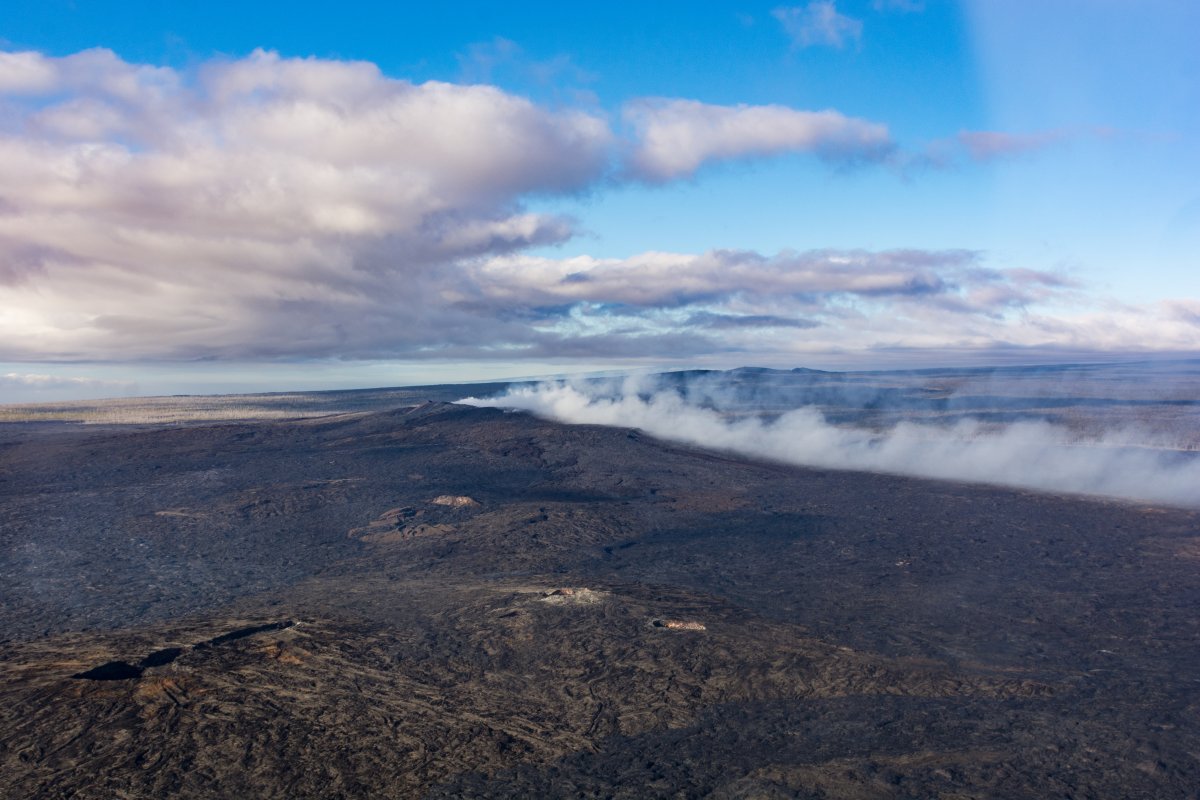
[462,376,1200,508]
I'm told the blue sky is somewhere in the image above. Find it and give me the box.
[0,1,1197,400]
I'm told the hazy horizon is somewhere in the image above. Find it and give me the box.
[6,354,1200,406]
[1,1,1197,401]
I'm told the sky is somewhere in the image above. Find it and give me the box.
[0,0,1197,401]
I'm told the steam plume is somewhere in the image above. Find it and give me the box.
[462,375,1200,508]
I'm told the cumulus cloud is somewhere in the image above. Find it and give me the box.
[0,50,62,94]
[623,99,892,181]
[773,3,863,49]
[0,48,612,360]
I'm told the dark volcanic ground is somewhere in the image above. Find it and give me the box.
[2,402,1200,798]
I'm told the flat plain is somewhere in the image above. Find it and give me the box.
[2,366,1199,798]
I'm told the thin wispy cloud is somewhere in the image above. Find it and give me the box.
[956,129,1069,161]
[905,128,1074,171]
[1,372,117,389]
[456,36,524,83]
[773,2,863,49]
[872,0,924,13]
[0,371,137,402]
[457,36,597,90]
[684,312,820,330]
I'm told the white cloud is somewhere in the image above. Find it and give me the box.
[463,248,1200,360]
[0,48,612,361]
[0,50,60,94]
[473,248,986,308]
[0,47,1193,369]
[623,98,892,181]
[773,3,863,49]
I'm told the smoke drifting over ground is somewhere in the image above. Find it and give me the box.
[462,367,1200,507]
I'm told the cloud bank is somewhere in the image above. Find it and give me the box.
[463,378,1200,508]
[0,47,1194,368]
[0,48,616,360]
